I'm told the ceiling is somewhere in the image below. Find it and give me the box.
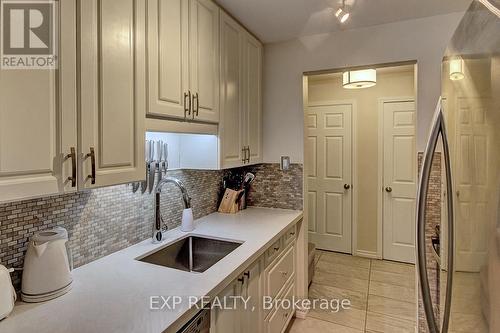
[216,0,472,43]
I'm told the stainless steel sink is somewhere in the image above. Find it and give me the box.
[138,236,243,273]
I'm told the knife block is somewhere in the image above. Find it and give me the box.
[218,189,243,214]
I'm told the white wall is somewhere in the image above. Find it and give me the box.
[262,12,465,163]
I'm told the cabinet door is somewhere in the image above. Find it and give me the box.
[0,0,77,202]
[211,279,241,333]
[147,0,189,119]
[242,259,263,333]
[242,34,263,165]
[79,0,146,189]
[219,12,244,168]
[189,0,219,123]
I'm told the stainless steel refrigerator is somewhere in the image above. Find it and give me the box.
[417,1,500,332]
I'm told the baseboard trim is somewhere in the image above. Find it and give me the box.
[355,249,380,259]
[294,307,309,319]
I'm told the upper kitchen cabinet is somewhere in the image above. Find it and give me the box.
[242,33,263,165]
[0,0,78,203]
[79,0,146,189]
[219,12,263,168]
[189,0,220,122]
[219,12,244,168]
[147,0,220,123]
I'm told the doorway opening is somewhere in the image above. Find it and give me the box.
[304,62,417,262]
[301,61,418,332]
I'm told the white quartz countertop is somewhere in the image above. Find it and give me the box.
[1,207,303,333]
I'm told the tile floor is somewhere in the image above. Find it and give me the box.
[287,250,417,333]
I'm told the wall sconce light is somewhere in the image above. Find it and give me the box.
[449,59,465,81]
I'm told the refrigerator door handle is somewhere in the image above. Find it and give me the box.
[440,105,455,333]
[416,98,454,333]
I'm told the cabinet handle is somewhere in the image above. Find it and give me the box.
[86,147,96,185]
[344,184,351,190]
[274,246,280,252]
[244,271,250,279]
[184,91,191,118]
[246,146,250,163]
[241,147,246,164]
[66,147,77,187]
[385,186,392,193]
[192,92,199,117]
[237,277,245,285]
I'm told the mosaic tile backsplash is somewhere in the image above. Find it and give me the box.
[244,163,303,210]
[0,163,303,290]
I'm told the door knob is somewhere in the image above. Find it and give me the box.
[344,184,350,190]
[385,186,392,193]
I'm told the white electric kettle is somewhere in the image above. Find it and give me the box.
[21,227,72,303]
[0,264,16,320]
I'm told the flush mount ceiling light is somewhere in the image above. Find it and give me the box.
[449,58,465,81]
[335,0,350,23]
[342,69,377,89]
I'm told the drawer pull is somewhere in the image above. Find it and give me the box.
[290,232,295,236]
[238,277,245,285]
[244,271,250,278]
[274,247,280,251]
[280,271,288,276]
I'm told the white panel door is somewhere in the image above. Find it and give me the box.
[382,100,416,264]
[454,98,490,272]
[242,33,263,165]
[189,0,219,123]
[147,0,189,119]
[219,12,244,168]
[0,0,77,202]
[307,103,352,253]
[79,0,145,188]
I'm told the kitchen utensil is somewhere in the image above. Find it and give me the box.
[157,141,163,183]
[148,142,156,193]
[163,142,168,175]
[0,264,16,320]
[141,140,151,194]
[21,227,72,303]
[237,172,256,209]
[243,173,255,186]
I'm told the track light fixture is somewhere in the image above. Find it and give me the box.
[335,0,350,23]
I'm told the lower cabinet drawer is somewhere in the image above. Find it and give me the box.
[283,225,296,246]
[266,243,295,299]
[265,282,295,333]
[265,238,283,266]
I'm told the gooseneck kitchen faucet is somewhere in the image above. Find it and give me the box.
[153,177,191,243]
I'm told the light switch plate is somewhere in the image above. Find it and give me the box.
[280,156,290,171]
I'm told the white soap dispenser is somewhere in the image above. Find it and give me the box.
[181,208,194,232]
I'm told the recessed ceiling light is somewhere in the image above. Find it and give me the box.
[342,69,377,89]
